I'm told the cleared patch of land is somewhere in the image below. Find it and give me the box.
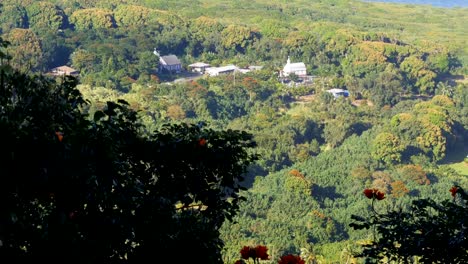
[449,161,468,176]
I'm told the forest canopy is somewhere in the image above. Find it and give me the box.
[0,0,467,262]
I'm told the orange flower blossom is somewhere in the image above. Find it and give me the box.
[255,245,269,260]
[278,254,305,264]
[55,131,64,142]
[450,186,459,197]
[240,246,251,260]
[363,188,385,200]
[198,138,207,147]
[239,245,269,260]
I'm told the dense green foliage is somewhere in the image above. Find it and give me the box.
[0,0,467,262]
[0,37,257,263]
[350,186,468,262]
[0,0,466,91]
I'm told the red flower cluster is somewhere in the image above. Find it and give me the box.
[363,188,385,200]
[55,131,64,142]
[240,245,269,260]
[278,254,305,264]
[198,138,207,147]
[450,186,459,197]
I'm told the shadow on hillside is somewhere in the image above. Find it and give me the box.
[439,74,466,86]
[427,172,439,185]
[440,138,468,165]
[409,189,420,197]
[312,185,344,206]
[239,165,268,190]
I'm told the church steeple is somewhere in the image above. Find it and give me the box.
[287,56,291,65]
[153,48,160,57]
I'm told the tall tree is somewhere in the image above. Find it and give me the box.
[371,132,405,166]
[25,2,66,33]
[70,8,116,30]
[5,28,43,72]
[0,4,29,32]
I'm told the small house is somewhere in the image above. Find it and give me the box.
[159,55,182,73]
[205,65,238,76]
[326,88,350,99]
[188,62,211,73]
[50,66,79,77]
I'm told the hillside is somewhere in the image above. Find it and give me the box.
[0,0,467,262]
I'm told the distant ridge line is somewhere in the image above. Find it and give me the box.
[361,0,468,8]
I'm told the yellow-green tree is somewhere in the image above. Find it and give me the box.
[113,5,160,28]
[416,121,446,161]
[221,24,256,52]
[70,8,115,30]
[371,132,405,166]
[70,49,99,74]
[0,4,28,32]
[400,55,436,95]
[5,28,43,72]
[285,169,312,196]
[25,1,66,32]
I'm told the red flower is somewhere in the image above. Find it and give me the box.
[55,131,64,142]
[278,254,305,264]
[234,260,245,264]
[255,245,269,260]
[450,186,459,197]
[363,188,385,200]
[375,190,385,200]
[240,245,269,260]
[363,189,374,199]
[198,138,207,147]
[240,246,250,260]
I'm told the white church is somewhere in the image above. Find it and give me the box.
[281,56,306,77]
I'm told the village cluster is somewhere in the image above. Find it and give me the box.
[48,51,349,99]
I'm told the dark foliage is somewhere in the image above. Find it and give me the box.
[350,186,468,263]
[0,37,257,263]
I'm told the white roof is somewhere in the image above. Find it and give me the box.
[160,55,181,65]
[188,62,210,67]
[327,88,347,93]
[284,62,306,72]
[206,65,238,74]
[52,66,78,73]
[248,65,263,70]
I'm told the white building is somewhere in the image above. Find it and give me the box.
[188,62,211,73]
[49,66,79,77]
[327,88,350,98]
[205,65,238,76]
[281,56,306,77]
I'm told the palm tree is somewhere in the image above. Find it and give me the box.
[436,81,453,97]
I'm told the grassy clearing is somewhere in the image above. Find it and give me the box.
[449,161,468,176]
[442,144,468,176]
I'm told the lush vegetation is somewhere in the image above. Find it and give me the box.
[0,37,257,263]
[350,186,468,263]
[0,0,467,262]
